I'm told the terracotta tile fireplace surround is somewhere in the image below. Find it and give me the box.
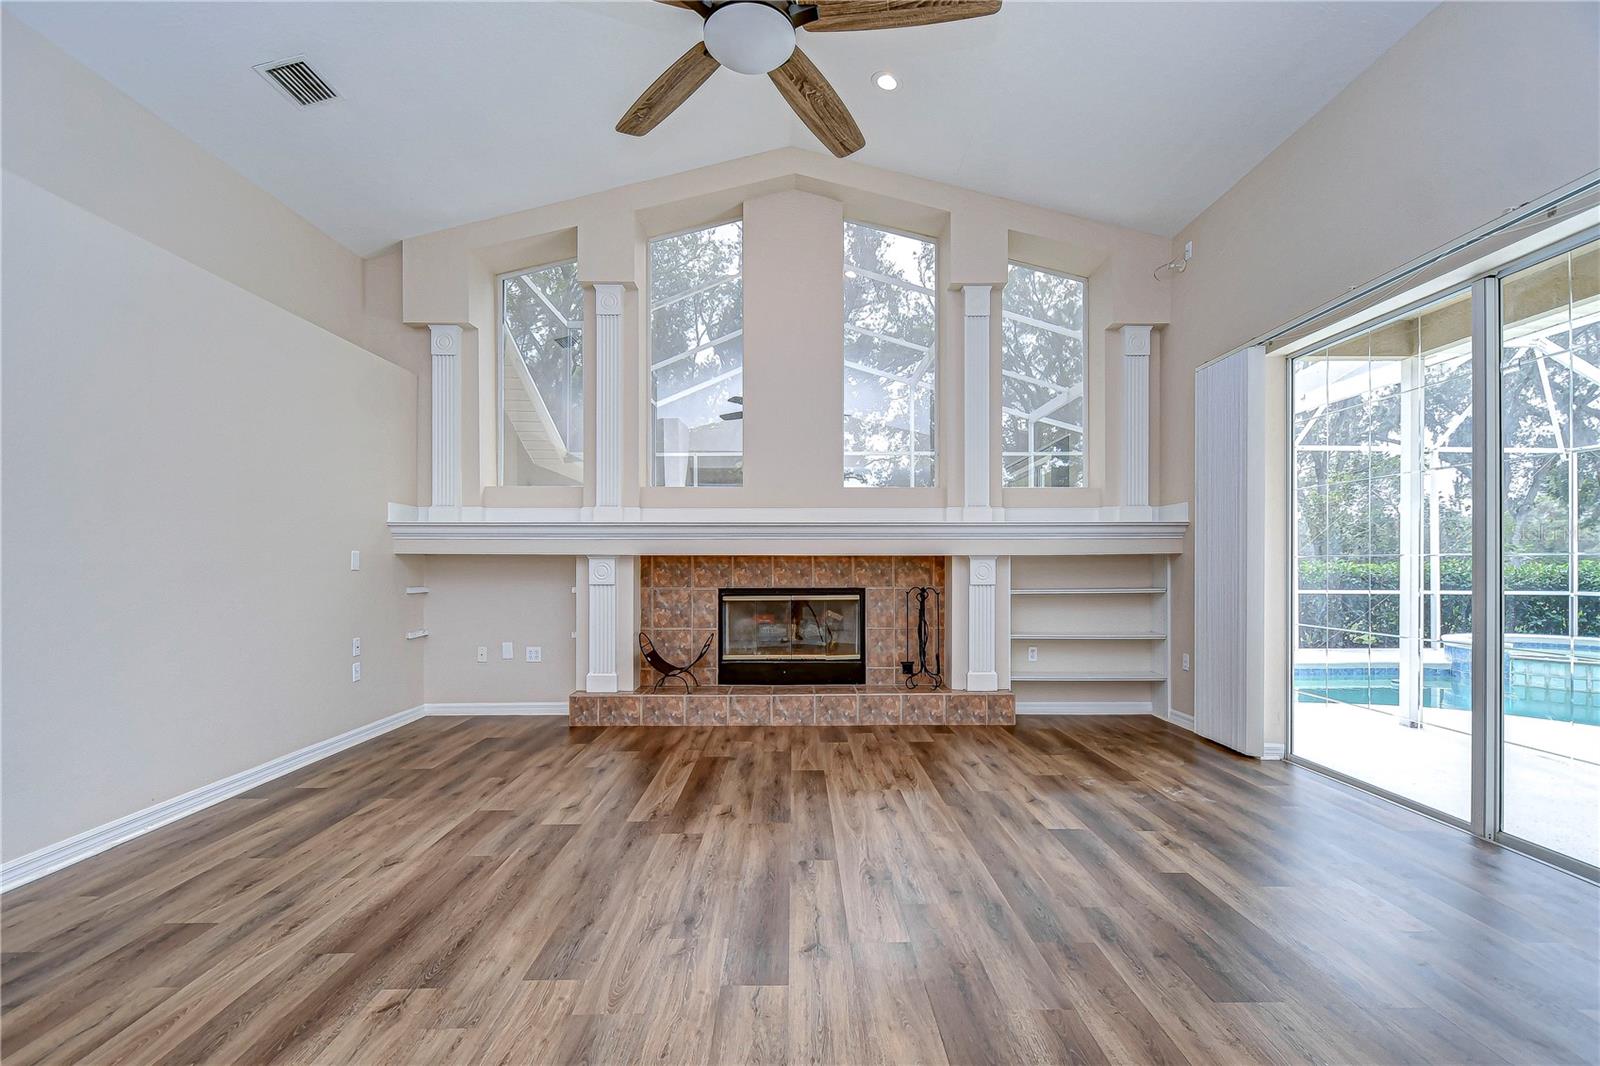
[568,555,1016,727]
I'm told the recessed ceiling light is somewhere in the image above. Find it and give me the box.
[872,70,899,92]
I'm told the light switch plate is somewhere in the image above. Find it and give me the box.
[351,662,362,682]
[526,646,542,663]
[501,642,514,660]
[1182,653,1191,671]
[476,646,488,664]
[351,637,361,657]
[350,550,360,571]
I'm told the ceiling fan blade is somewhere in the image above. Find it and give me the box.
[655,0,713,16]
[616,43,721,137]
[803,1,1000,32]
[768,48,865,158]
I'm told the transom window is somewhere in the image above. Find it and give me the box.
[498,259,583,487]
[648,221,744,487]
[1002,262,1086,487]
[843,221,937,487]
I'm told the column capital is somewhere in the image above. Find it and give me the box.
[962,284,993,317]
[969,556,997,585]
[592,284,625,316]
[587,556,616,586]
[428,323,462,357]
[1120,323,1154,357]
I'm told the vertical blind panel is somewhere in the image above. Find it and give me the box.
[1195,349,1257,754]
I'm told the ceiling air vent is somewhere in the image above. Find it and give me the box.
[253,57,338,107]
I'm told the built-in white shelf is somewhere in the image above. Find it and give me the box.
[1012,671,1167,683]
[1007,555,1173,702]
[1011,587,1166,596]
[405,586,430,595]
[1012,632,1166,641]
[405,629,430,640]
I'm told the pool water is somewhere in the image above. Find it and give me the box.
[1294,654,1600,727]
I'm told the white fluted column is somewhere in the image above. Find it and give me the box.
[585,556,618,692]
[1120,324,1153,508]
[429,324,462,508]
[593,284,624,517]
[962,285,994,520]
[966,555,998,691]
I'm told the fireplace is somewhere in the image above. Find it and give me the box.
[717,587,866,685]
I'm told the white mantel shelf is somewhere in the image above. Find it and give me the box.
[386,504,1189,556]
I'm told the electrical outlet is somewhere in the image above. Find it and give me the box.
[1027,646,1039,662]
[501,641,514,660]
[351,637,361,657]
[1182,653,1191,672]
[351,662,362,682]
[526,646,542,663]
[350,550,360,571]
[476,646,488,664]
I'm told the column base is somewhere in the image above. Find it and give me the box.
[585,673,619,694]
[966,671,999,692]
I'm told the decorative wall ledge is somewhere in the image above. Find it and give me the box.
[386,504,1189,556]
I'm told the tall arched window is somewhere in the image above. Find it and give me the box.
[843,221,937,487]
[648,221,744,486]
[498,259,583,487]
[1002,262,1086,488]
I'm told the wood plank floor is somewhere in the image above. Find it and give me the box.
[3,716,1596,1065]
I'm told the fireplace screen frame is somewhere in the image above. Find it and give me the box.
[717,587,867,686]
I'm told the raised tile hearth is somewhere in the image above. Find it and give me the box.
[569,685,1014,727]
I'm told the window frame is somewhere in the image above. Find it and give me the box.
[646,217,747,488]
[1001,259,1089,489]
[495,257,584,488]
[841,217,941,488]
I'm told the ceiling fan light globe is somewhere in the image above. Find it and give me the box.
[703,2,796,75]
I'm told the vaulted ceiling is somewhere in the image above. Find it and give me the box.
[11,1,1435,255]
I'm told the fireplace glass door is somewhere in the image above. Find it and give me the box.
[718,589,865,684]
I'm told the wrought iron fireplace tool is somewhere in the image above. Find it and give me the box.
[901,585,944,689]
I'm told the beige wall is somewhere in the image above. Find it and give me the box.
[0,15,373,352]
[0,20,427,862]
[420,557,578,703]
[361,247,432,500]
[1,172,421,861]
[1158,1,1600,725]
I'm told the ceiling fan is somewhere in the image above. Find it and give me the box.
[616,1,1002,158]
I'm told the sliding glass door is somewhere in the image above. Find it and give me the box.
[1291,290,1474,821]
[1498,238,1599,868]
[1290,229,1600,876]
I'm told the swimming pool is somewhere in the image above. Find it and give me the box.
[1293,635,1600,726]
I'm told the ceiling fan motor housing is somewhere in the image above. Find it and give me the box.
[703,1,796,75]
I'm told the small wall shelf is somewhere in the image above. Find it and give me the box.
[1011,586,1166,596]
[405,628,430,640]
[1011,671,1166,683]
[1012,632,1166,641]
[405,586,431,595]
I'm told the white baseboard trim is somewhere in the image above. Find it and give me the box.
[1018,700,1154,716]
[424,701,568,716]
[1166,708,1195,730]
[0,704,428,894]
[1262,742,1286,760]
[0,699,581,893]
